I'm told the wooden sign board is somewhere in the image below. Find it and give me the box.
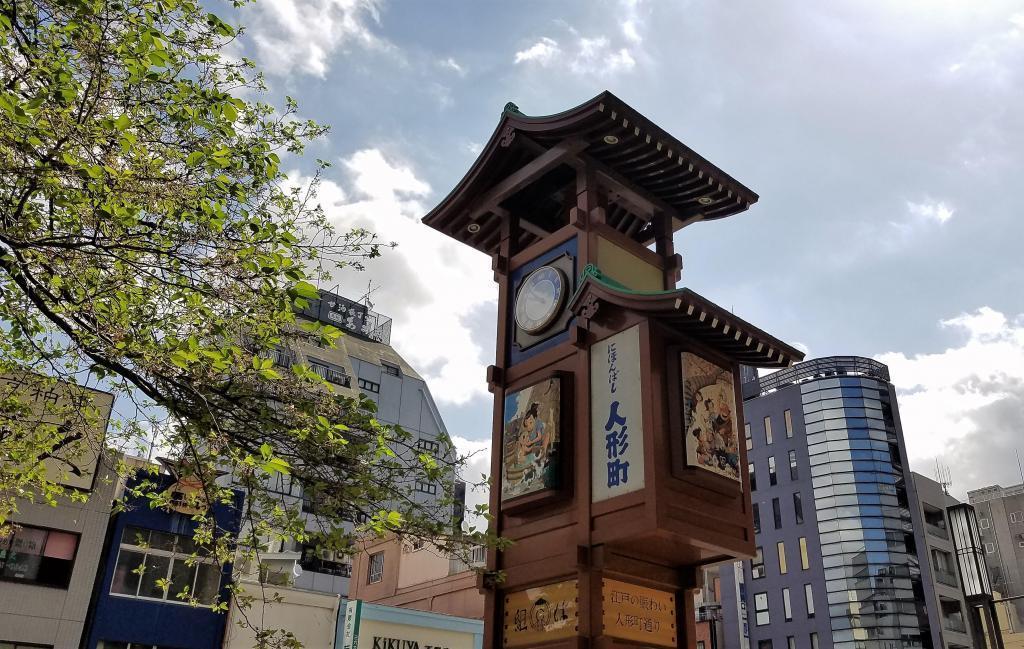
[503,579,578,646]
[602,578,677,647]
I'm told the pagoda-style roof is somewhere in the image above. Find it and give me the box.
[423,91,758,256]
[569,266,804,368]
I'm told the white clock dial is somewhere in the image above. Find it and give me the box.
[514,265,567,335]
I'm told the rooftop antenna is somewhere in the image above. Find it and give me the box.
[359,280,381,310]
[935,459,952,496]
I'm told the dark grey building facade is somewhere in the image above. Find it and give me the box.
[721,357,941,649]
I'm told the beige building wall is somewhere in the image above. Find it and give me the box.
[223,583,341,649]
[349,536,484,620]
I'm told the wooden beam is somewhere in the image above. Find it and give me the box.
[467,137,590,221]
[577,152,687,226]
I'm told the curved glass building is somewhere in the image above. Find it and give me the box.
[720,357,939,649]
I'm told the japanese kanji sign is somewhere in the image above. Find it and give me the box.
[590,325,645,502]
[503,579,578,647]
[601,578,677,647]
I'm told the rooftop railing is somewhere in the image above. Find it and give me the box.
[756,356,890,394]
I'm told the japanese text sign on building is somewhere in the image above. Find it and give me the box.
[503,579,578,647]
[601,579,677,648]
[590,325,645,502]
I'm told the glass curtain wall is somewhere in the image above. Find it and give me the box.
[802,376,928,649]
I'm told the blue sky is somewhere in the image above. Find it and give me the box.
[230,0,1024,500]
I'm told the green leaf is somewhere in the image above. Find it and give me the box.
[115,114,131,131]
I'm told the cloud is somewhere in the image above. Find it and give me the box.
[301,149,495,406]
[514,37,561,65]
[452,435,491,531]
[945,11,1024,88]
[438,57,467,76]
[245,0,391,78]
[906,199,955,224]
[876,307,1024,498]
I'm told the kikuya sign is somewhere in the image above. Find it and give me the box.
[591,325,645,502]
[372,638,449,649]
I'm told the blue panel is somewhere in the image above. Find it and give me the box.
[507,237,578,367]
[85,475,243,649]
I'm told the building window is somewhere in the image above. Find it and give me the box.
[758,641,773,649]
[778,541,788,574]
[753,503,761,534]
[300,545,352,577]
[773,498,782,529]
[793,492,804,525]
[754,592,770,626]
[768,457,777,486]
[804,583,815,617]
[357,378,380,394]
[367,552,384,584]
[749,463,757,492]
[698,643,706,649]
[745,423,752,451]
[416,439,440,454]
[783,587,792,621]
[110,526,220,605]
[764,417,773,445]
[789,450,798,480]
[0,523,79,589]
[799,537,810,570]
[980,518,991,529]
[784,409,793,438]
[985,542,995,554]
[1010,512,1023,524]
[308,360,350,386]
[414,481,437,495]
[752,547,765,579]
[810,633,819,649]
[382,363,400,377]
[787,637,796,649]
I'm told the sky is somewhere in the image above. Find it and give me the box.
[228,0,1024,506]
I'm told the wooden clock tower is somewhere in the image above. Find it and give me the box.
[422,92,804,649]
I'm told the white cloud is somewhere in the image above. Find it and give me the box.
[439,57,466,76]
[514,37,561,65]
[876,307,1024,496]
[452,435,491,531]
[906,199,955,224]
[945,11,1024,87]
[302,149,494,406]
[245,0,391,78]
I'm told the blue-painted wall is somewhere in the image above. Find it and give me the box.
[84,474,244,649]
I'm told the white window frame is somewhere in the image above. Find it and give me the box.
[109,527,220,606]
[804,583,815,617]
[754,591,770,626]
[367,551,384,584]
[783,587,792,621]
[980,518,991,529]
[985,542,995,554]
[1010,512,1023,524]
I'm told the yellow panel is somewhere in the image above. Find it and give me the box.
[602,578,677,648]
[503,579,578,646]
[596,236,664,292]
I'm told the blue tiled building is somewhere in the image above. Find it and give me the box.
[720,357,940,649]
[83,473,244,649]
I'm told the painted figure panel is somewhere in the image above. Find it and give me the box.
[502,377,561,500]
[682,353,740,481]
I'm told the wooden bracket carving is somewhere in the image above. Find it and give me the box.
[579,293,601,321]
[486,365,503,392]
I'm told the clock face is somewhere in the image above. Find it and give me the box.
[515,265,568,335]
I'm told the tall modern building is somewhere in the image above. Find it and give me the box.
[237,288,459,597]
[720,356,939,649]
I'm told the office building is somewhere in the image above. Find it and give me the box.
[912,472,993,649]
[0,382,115,649]
[237,288,459,597]
[968,482,1024,648]
[720,356,938,649]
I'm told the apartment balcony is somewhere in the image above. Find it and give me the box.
[926,522,950,540]
[934,568,959,588]
[942,618,968,634]
[448,545,487,575]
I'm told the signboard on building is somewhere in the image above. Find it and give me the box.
[590,325,645,502]
[601,578,676,647]
[342,601,482,649]
[503,579,578,647]
[342,599,363,649]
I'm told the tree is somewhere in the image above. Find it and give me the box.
[0,0,490,642]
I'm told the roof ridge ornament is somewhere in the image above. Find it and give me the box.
[502,102,522,116]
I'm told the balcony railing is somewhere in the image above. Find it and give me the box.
[943,618,968,634]
[756,356,890,394]
[448,546,487,575]
[926,522,950,540]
